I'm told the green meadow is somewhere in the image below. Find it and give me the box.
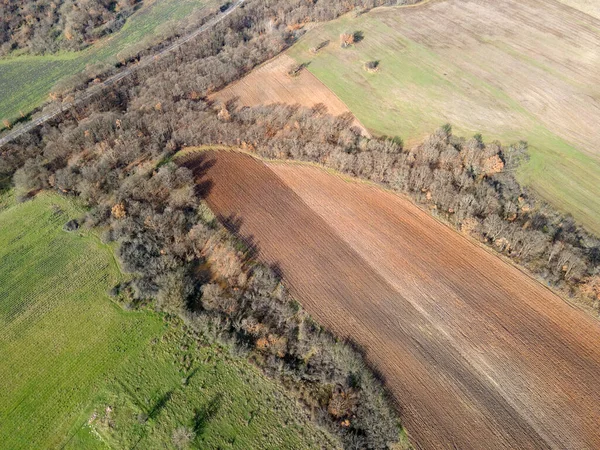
[0,0,211,127]
[287,11,600,234]
[0,192,336,449]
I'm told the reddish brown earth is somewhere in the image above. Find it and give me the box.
[180,150,600,449]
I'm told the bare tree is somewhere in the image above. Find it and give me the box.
[340,32,354,48]
[172,426,195,450]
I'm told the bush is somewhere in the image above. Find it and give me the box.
[63,219,79,232]
[364,60,380,72]
[340,33,355,48]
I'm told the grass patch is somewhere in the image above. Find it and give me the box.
[0,0,212,126]
[0,192,336,449]
[69,320,336,449]
[287,9,600,234]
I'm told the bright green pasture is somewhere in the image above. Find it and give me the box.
[0,193,336,449]
[0,193,160,448]
[287,12,600,234]
[0,0,210,126]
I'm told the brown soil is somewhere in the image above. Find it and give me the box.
[209,54,369,136]
[180,150,600,449]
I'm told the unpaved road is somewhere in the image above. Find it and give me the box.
[0,0,244,148]
[180,150,600,449]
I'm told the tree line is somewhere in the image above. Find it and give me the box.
[206,104,599,307]
[0,0,142,56]
[1,108,401,449]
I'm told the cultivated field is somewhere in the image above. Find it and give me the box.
[210,54,369,135]
[182,149,600,449]
[0,0,212,128]
[0,192,335,449]
[285,0,600,234]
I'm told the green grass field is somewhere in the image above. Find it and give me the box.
[287,8,600,234]
[0,192,337,449]
[0,0,211,127]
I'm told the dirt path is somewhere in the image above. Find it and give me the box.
[180,150,600,449]
[0,0,245,148]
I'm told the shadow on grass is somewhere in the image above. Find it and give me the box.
[0,111,34,133]
[148,390,173,420]
[193,393,222,438]
[0,174,12,196]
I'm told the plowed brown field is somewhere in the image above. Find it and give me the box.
[180,150,600,449]
[209,54,369,135]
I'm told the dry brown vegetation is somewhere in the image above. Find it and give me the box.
[0,0,140,55]
[210,54,369,135]
[191,149,600,449]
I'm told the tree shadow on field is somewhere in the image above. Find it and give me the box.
[218,212,261,260]
[177,152,215,198]
[214,212,287,286]
[219,212,243,234]
[0,174,11,196]
[193,393,223,438]
[268,261,284,280]
[225,96,240,111]
[313,40,330,52]
[353,31,364,43]
[345,337,404,418]
[147,390,173,420]
[183,366,201,386]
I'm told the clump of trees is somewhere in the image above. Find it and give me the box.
[6,0,597,448]
[0,0,140,55]
[1,104,401,448]
[0,2,421,445]
[340,31,364,48]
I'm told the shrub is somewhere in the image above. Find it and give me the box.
[288,63,306,77]
[63,219,79,232]
[364,60,380,73]
[340,33,355,48]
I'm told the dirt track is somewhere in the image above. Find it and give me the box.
[180,151,600,449]
[0,1,246,148]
